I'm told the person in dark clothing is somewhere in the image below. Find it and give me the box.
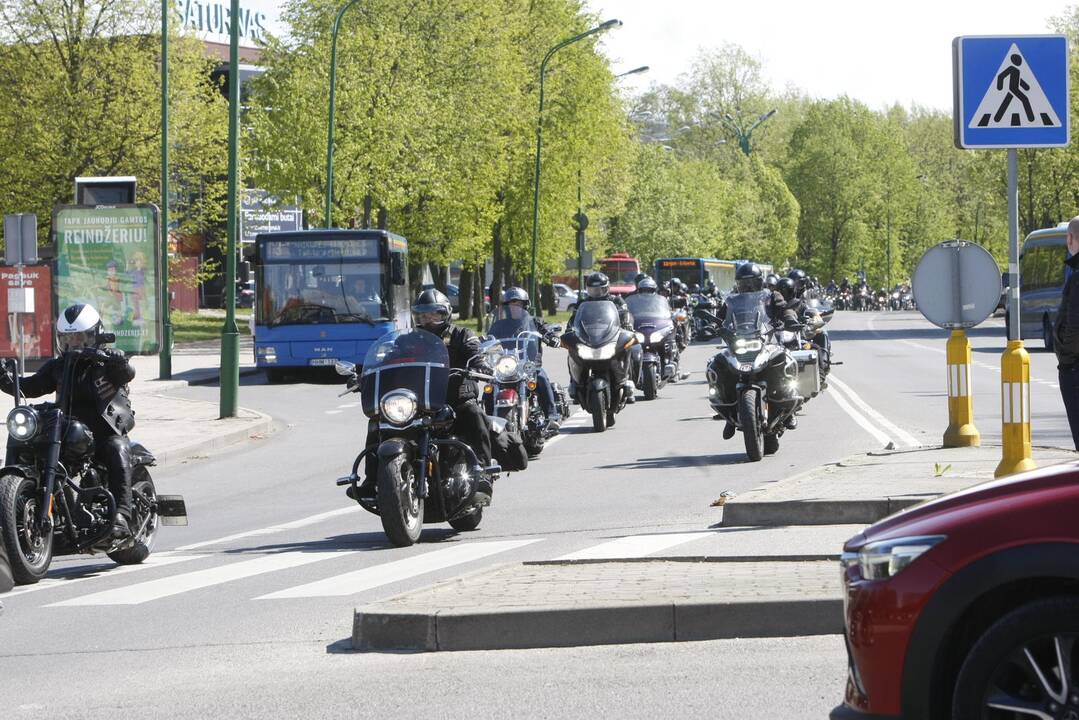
[1054,217,1079,450]
[568,272,635,403]
[499,287,562,429]
[355,289,494,500]
[0,304,136,540]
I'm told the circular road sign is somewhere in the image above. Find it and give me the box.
[912,240,1002,329]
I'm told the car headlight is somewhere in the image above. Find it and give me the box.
[577,342,616,361]
[7,407,38,441]
[494,355,520,380]
[734,338,763,353]
[380,390,418,425]
[855,535,946,580]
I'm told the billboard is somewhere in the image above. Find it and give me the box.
[0,265,53,360]
[53,205,160,354]
[241,190,302,243]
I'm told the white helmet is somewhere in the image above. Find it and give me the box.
[56,304,103,352]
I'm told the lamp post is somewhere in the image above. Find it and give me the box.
[219,0,241,418]
[529,19,621,301]
[718,108,777,156]
[159,0,172,379]
[324,0,363,228]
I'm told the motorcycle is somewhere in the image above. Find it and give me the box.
[335,329,504,547]
[691,293,721,340]
[0,350,187,585]
[563,301,638,432]
[484,313,568,457]
[803,298,837,391]
[672,305,691,351]
[705,292,815,461]
[626,293,681,400]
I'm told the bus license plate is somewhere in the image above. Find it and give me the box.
[309,358,337,366]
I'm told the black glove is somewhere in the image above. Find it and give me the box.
[102,348,128,367]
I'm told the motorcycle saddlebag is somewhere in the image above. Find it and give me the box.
[790,349,820,398]
[489,416,528,472]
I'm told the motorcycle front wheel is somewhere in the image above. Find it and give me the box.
[0,473,53,584]
[590,387,608,433]
[377,452,423,547]
[739,388,764,462]
[642,363,658,400]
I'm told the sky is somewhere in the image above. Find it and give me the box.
[585,0,1074,110]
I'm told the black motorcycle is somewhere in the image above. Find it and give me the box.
[563,301,637,432]
[484,313,568,457]
[691,293,721,340]
[705,292,806,461]
[0,350,186,585]
[335,329,503,547]
[626,293,680,400]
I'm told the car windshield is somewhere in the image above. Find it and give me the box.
[259,261,389,326]
[573,300,620,346]
[723,291,771,337]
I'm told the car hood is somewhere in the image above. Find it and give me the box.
[845,459,1079,550]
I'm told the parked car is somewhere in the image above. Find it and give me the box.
[833,461,1079,720]
[565,290,587,314]
[420,283,460,312]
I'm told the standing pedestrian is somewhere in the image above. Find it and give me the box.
[1054,216,1079,450]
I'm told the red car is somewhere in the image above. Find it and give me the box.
[833,462,1079,720]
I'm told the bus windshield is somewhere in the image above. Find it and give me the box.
[258,261,389,327]
[602,260,640,285]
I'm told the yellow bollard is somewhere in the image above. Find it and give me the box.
[944,329,980,447]
[995,339,1037,477]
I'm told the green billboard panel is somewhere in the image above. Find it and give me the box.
[53,205,160,354]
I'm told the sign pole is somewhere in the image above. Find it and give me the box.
[996,148,1035,476]
[159,0,172,380]
[219,0,241,419]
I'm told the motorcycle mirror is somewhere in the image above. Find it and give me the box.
[97,332,116,345]
[334,360,356,376]
[549,325,563,334]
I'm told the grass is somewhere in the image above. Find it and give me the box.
[172,310,251,344]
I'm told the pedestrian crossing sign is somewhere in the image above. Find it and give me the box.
[953,35,1070,149]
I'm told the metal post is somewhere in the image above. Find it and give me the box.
[219,0,241,419]
[996,148,1035,477]
[576,168,584,294]
[324,0,362,229]
[159,0,172,379]
[15,263,24,376]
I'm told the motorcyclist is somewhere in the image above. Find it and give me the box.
[628,274,655,297]
[499,287,562,431]
[353,289,494,502]
[0,304,135,540]
[765,273,780,292]
[787,269,809,299]
[568,272,636,404]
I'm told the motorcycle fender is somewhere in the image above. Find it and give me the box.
[0,464,36,481]
[377,438,411,462]
[589,377,610,393]
[642,352,660,364]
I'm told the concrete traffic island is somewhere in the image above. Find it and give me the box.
[352,558,842,652]
[721,444,1078,527]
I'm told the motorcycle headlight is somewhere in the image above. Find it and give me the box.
[855,535,946,581]
[648,328,671,344]
[494,355,520,380]
[379,390,418,425]
[734,338,763,353]
[6,407,38,441]
[674,310,688,322]
[578,342,616,361]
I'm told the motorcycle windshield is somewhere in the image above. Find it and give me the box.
[573,301,620,346]
[360,329,450,416]
[723,291,770,337]
[626,294,673,331]
[488,315,540,362]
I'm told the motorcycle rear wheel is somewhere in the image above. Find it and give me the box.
[739,389,764,462]
[642,364,658,400]
[377,453,423,547]
[107,472,159,565]
[0,473,53,584]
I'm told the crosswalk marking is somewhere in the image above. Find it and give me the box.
[256,539,541,599]
[175,506,362,551]
[556,532,714,560]
[48,550,355,606]
[4,553,206,599]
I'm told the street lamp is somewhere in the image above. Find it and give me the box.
[717,108,777,156]
[616,65,649,78]
[529,19,622,301]
[324,0,364,228]
[159,0,172,379]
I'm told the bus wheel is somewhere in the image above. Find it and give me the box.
[265,368,285,384]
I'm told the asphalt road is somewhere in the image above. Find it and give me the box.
[0,310,1063,717]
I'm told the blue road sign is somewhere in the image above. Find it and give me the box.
[953,35,1070,149]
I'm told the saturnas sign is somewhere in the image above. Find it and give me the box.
[174,0,269,44]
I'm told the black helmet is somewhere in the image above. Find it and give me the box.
[670,277,682,289]
[637,277,658,294]
[412,288,452,333]
[735,262,764,293]
[585,272,610,299]
[787,268,807,292]
[633,272,648,285]
[777,277,797,301]
[764,273,780,290]
[501,286,530,309]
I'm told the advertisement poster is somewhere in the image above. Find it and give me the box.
[54,205,160,354]
[0,265,53,360]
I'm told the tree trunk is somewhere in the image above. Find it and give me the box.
[458,267,474,320]
[362,195,372,228]
[377,207,388,230]
[540,283,556,316]
[490,220,504,312]
[473,268,484,331]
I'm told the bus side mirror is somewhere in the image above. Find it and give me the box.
[391,253,406,286]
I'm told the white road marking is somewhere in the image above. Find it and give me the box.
[556,532,714,560]
[175,506,362,551]
[4,554,206,598]
[829,376,921,447]
[325,410,344,415]
[827,382,892,447]
[256,539,541,599]
[49,550,354,606]
[337,402,361,409]
[540,410,589,449]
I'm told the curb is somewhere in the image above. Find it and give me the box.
[137,366,261,392]
[152,410,275,466]
[352,597,842,652]
[720,497,928,527]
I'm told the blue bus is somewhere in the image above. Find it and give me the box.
[252,229,410,381]
[1018,223,1071,350]
[653,257,774,295]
